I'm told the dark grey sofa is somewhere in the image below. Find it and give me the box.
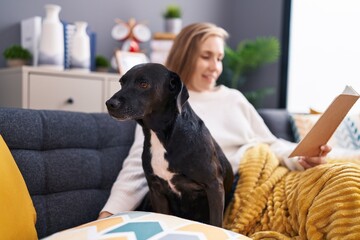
[0,107,136,238]
[0,107,293,238]
[258,108,295,142]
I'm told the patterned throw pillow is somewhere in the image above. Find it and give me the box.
[290,113,360,150]
[42,211,249,240]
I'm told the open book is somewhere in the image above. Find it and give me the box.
[289,85,360,157]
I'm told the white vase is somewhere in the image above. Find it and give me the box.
[165,18,182,34]
[70,21,90,71]
[38,4,64,70]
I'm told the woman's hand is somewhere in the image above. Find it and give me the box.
[98,211,113,219]
[298,144,332,169]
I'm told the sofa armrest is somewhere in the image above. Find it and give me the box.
[257,108,295,142]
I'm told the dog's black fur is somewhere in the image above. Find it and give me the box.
[106,63,234,227]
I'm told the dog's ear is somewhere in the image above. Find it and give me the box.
[169,71,189,114]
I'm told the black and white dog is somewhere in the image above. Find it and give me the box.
[106,63,234,227]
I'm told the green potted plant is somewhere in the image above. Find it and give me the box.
[163,5,182,34]
[95,55,110,72]
[163,4,182,18]
[3,45,32,67]
[218,36,280,108]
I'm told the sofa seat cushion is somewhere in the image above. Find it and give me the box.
[0,135,37,239]
[43,211,250,240]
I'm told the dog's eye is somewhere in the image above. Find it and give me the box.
[139,82,149,89]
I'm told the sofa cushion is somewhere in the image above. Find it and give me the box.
[257,108,295,142]
[0,135,37,240]
[43,211,250,240]
[0,108,136,238]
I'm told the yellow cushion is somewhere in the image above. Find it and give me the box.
[0,135,37,239]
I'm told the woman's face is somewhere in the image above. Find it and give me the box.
[187,36,225,92]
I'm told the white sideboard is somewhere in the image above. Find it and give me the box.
[0,66,121,112]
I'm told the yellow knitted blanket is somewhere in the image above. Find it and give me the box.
[223,144,360,240]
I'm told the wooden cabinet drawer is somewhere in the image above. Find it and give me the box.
[0,66,121,112]
[29,74,104,112]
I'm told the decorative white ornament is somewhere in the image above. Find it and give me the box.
[38,4,64,70]
[111,22,130,41]
[133,24,151,42]
[70,21,90,71]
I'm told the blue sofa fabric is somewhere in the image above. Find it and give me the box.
[257,108,295,142]
[0,108,136,238]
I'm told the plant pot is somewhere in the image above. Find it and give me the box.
[6,59,28,68]
[164,18,182,34]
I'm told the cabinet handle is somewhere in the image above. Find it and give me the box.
[66,98,74,104]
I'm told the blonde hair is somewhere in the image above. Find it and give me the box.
[165,22,229,86]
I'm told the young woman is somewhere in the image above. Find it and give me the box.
[98,22,331,219]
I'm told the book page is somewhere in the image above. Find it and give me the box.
[289,85,360,157]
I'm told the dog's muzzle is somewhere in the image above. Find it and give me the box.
[105,98,139,120]
[106,98,127,119]
[106,98,121,111]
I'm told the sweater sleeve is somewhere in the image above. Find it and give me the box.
[236,94,304,171]
[100,124,149,214]
[269,138,306,170]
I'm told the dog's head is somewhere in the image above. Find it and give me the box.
[106,63,189,121]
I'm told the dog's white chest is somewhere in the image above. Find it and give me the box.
[150,131,180,195]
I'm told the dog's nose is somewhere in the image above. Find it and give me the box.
[106,99,121,110]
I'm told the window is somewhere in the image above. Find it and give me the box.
[286,0,360,113]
